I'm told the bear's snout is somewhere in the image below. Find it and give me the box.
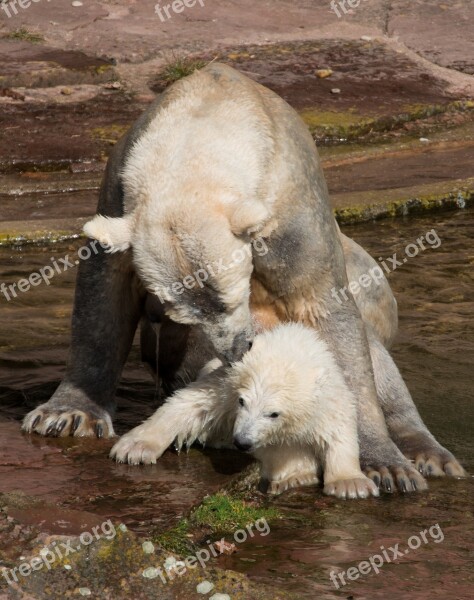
[220,332,254,365]
[233,436,253,452]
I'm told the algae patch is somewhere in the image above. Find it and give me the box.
[153,492,281,554]
[5,28,44,44]
[91,124,130,145]
[302,101,474,144]
[191,493,280,532]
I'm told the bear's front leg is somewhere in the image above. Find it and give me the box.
[22,247,142,439]
[253,445,319,495]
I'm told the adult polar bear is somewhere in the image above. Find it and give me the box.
[23,63,464,492]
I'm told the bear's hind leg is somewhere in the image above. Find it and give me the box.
[369,333,467,479]
[254,445,319,495]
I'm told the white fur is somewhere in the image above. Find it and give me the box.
[81,65,283,352]
[110,323,379,499]
[83,215,133,253]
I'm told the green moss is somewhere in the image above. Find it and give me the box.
[159,56,207,86]
[154,519,192,555]
[94,64,114,75]
[91,124,130,145]
[153,492,281,554]
[302,100,474,143]
[0,230,81,247]
[334,188,474,225]
[191,493,280,532]
[300,109,367,129]
[6,28,44,44]
[150,56,207,92]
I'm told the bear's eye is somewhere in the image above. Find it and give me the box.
[239,397,245,407]
[269,412,280,419]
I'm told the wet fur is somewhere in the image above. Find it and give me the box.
[23,64,466,488]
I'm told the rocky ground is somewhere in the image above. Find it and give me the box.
[0,2,473,599]
[1,0,474,244]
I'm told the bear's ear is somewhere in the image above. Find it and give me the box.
[83,215,132,253]
[229,202,270,237]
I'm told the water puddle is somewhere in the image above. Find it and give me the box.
[0,209,473,598]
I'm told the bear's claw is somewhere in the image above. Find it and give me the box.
[414,453,466,478]
[22,405,115,439]
[365,464,428,494]
[324,476,379,499]
[395,433,467,478]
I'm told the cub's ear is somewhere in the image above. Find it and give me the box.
[83,215,132,253]
[229,201,270,237]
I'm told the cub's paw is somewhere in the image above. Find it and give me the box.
[267,471,318,495]
[365,464,428,494]
[22,404,114,439]
[110,433,168,465]
[324,476,379,499]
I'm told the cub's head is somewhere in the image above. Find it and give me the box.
[83,199,269,363]
[230,323,328,451]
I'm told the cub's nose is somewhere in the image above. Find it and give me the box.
[233,437,253,452]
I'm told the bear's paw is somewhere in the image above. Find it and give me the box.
[324,476,380,499]
[22,405,115,439]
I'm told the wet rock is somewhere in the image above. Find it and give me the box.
[0,40,117,90]
[142,541,155,554]
[142,567,160,579]
[315,69,333,78]
[197,580,215,594]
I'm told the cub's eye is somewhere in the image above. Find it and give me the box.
[269,412,280,419]
[239,397,245,407]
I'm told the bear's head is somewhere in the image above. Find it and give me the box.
[83,199,270,363]
[230,323,329,452]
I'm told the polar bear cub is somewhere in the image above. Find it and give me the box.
[111,323,379,499]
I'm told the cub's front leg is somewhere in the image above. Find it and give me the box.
[322,425,379,499]
[110,368,229,464]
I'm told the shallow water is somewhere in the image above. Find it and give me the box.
[0,208,473,598]
[220,209,474,599]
